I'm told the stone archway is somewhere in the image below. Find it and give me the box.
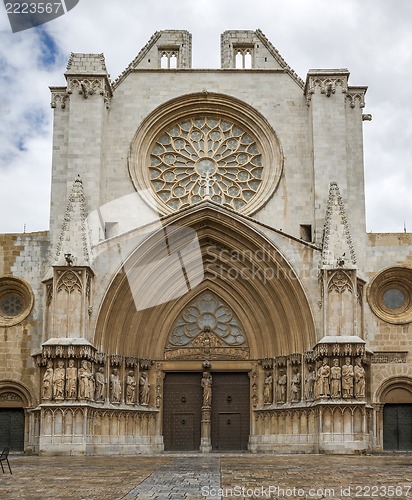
[0,381,32,452]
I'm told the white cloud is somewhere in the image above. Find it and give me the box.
[0,0,411,233]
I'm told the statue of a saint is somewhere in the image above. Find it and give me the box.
[330,359,341,398]
[79,360,94,400]
[263,372,273,405]
[139,371,150,406]
[42,361,53,401]
[305,365,316,401]
[66,359,77,400]
[126,371,137,404]
[53,360,65,400]
[201,372,212,407]
[94,367,105,402]
[277,369,287,403]
[342,357,354,398]
[291,367,301,402]
[354,357,365,398]
[110,368,121,403]
[317,358,330,397]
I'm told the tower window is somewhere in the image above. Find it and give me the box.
[234,47,253,69]
[160,49,179,69]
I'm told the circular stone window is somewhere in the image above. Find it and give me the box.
[129,93,283,216]
[0,277,34,327]
[367,267,412,324]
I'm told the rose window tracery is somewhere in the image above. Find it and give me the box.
[149,117,263,211]
[167,291,247,348]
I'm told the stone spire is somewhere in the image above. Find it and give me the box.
[321,182,356,268]
[53,175,92,267]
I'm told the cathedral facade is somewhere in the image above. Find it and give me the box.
[1,30,412,455]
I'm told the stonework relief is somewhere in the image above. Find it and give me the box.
[139,371,150,406]
[166,291,249,360]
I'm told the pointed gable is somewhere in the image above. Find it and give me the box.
[53,175,92,267]
[321,182,357,268]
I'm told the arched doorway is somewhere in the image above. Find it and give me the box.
[0,384,30,451]
[378,378,412,451]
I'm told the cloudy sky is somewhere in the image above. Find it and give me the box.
[0,0,411,234]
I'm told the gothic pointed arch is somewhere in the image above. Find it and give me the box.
[93,202,316,359]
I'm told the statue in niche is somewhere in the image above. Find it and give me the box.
[291,367,301,402]
[79,360,94,400]
[66,359,77,400]
[277,369,287,403]
[354,357,365,398]
[305,365,316,401]
[317,358,330,398]
[42,360,54,400]
[341,357,354,398]
[126,371,137,404]
[330,359,341,398]
[94,367,105,402]
[53,360,65,401]
[110,368,121,403]
[263,372,273,405]
[139,371,150,406]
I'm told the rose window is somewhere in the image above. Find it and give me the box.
[149,117,263,211]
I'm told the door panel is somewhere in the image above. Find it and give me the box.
[163,373,202,451]
[0,409,25,451]
[383,404,412,451]
[211,373,249,451]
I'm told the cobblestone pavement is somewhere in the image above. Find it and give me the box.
[0,453,411,500]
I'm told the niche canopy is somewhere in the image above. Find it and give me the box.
[129,93,283,215]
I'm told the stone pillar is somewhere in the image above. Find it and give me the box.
[200,406,212,453]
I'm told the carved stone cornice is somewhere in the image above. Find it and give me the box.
[305,69,350,105]
[345,86,367,109]
[50,86,69,109]
[371,351,408,364]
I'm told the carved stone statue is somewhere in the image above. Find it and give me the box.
[94,366,105,402]
[330,358,341,398]
[291,367,301,402]
[263,372,273,405]
[79,360,94,400]
[342,357,354,398]
[53,360,65,401]
[66,359,77,400]
[126,371,137,404]
[277,369,287,403]
[354,357,365,398]
[317,358,330,398]
[110,368,121,403]
[42,360,53,400]
[201,371,212,407]
[305,365,316,401]
[139,371,150,406]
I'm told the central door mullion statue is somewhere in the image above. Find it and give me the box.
[200,371,212,452]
